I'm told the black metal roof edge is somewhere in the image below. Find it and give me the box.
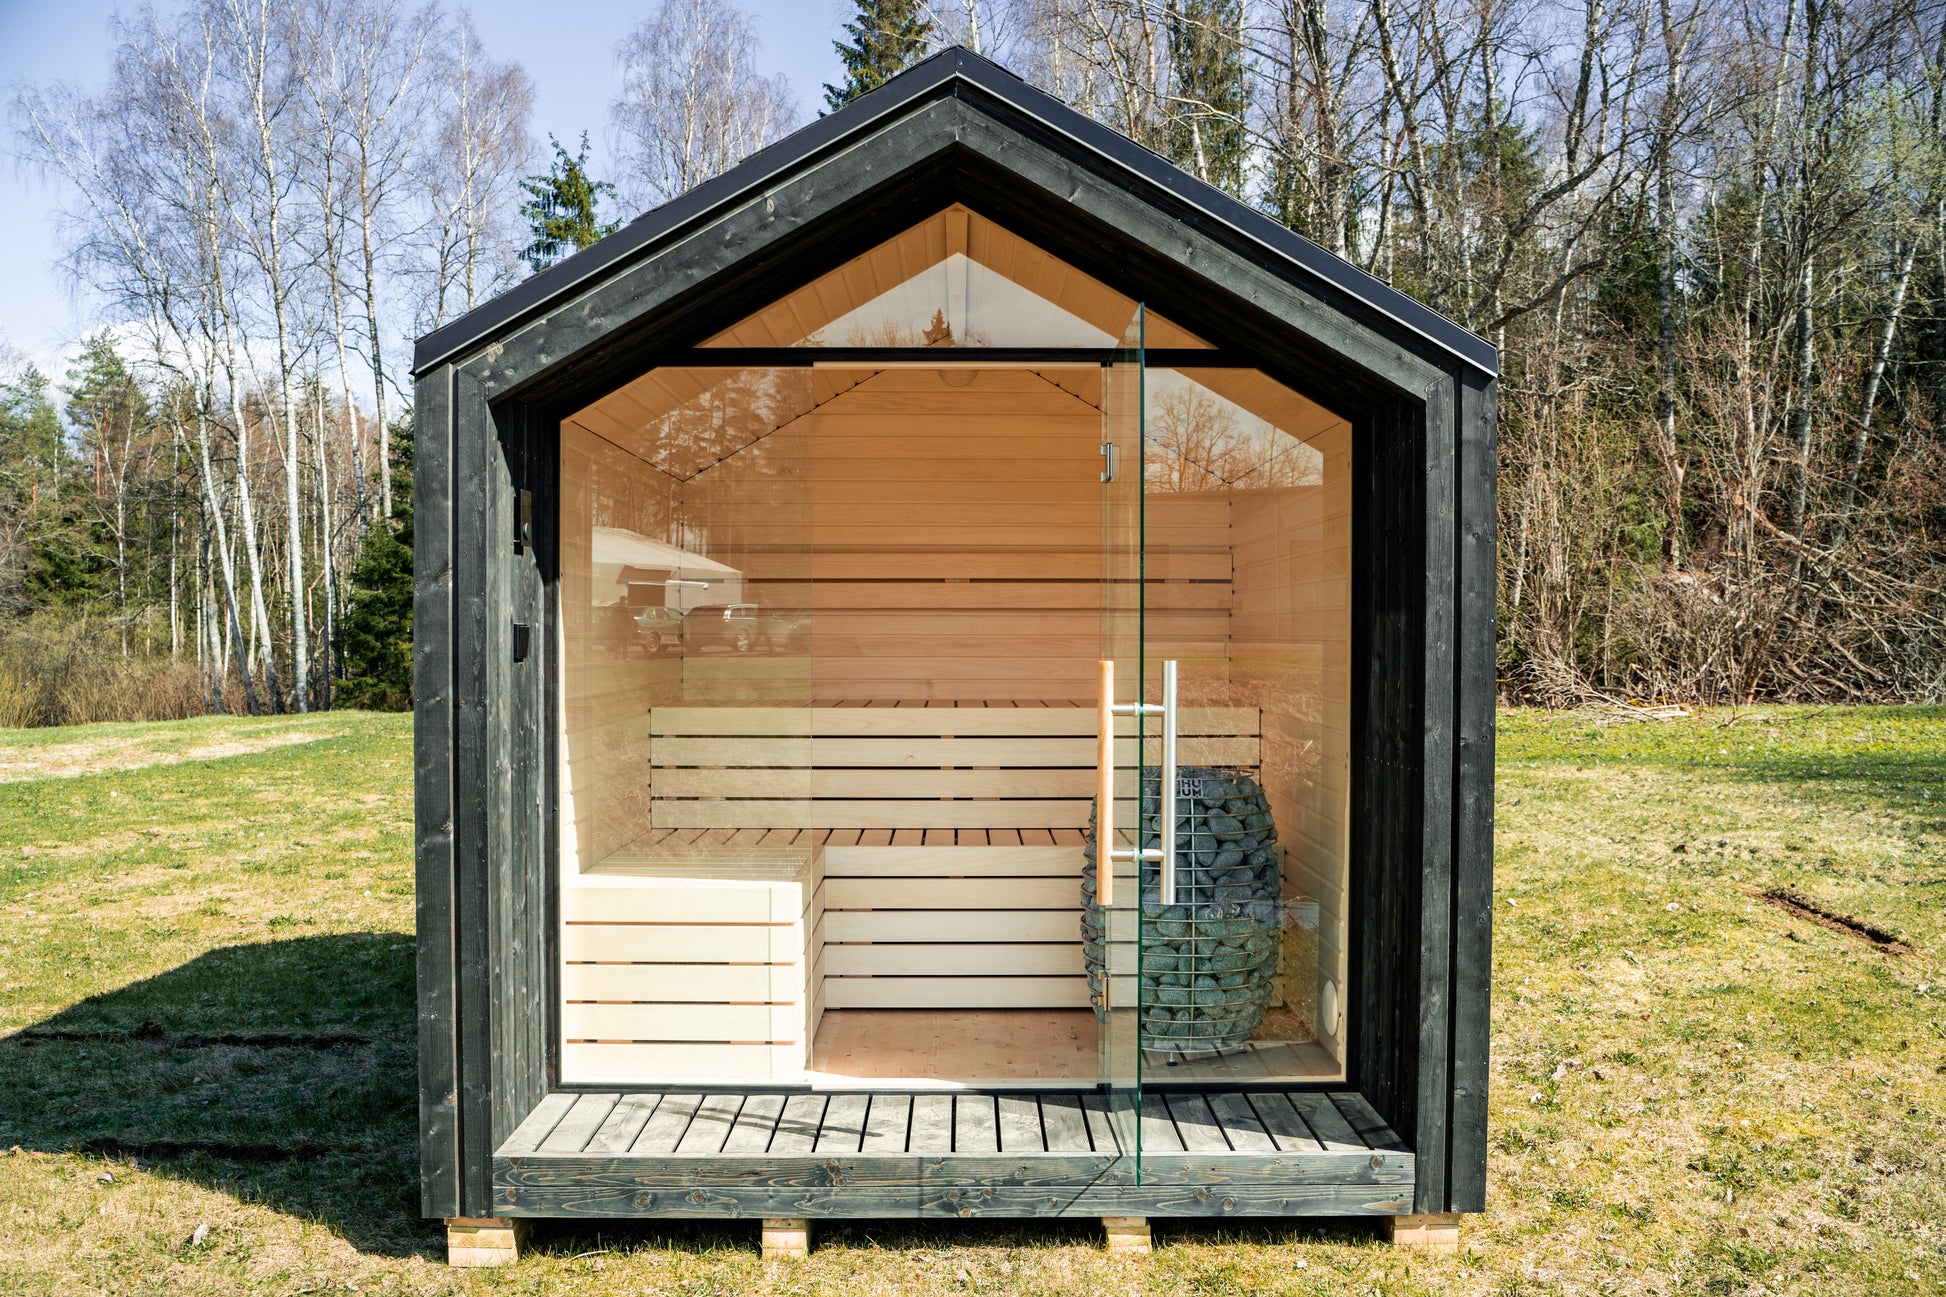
[410,52,971,375]
[940,56,1496,378]
[412,46,1496,379]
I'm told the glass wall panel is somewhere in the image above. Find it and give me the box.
[553,212,1352,1090]
[1144,368,1351,1080]
[558,367,816,1085]
[699,205,1212,350]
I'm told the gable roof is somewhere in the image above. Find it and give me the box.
[413,47,1495,379]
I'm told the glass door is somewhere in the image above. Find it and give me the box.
[1094,305,1147,1178]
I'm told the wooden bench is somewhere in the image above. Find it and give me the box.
[560,849,821,1084]
[645,702,1261,1011]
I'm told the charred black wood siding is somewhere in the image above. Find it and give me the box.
[413,47,1496,1225]
[1449,370,1499,1213]
[1349,396,1426,1185]
[413,363,459,1218]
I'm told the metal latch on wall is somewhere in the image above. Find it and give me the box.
[512,623,531,663]
[513,489,533,553]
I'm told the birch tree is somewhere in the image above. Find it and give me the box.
[609,0,799,209]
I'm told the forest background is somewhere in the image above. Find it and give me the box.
[3,0,1944,727]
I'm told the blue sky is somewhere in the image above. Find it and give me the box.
[0,0,850,378]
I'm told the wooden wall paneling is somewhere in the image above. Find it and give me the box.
[516,400,557,1143]
[1448,370,1498,1213]
[558,423,678,870]
[452,371,504,1214]
[413,363,460,1218]
[800,370,1231,703]
[1350,395,1435,1205]
[1220,405,1352,1067]
[1410,376,1458,1214]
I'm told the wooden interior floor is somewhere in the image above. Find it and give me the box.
[806,1009,1342,1088]
[809,1009,1096,1088]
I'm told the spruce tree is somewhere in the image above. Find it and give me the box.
[519,132,622,274]
[1164,0,1248,196]
[824,0,934,113]
[336,418,415,711]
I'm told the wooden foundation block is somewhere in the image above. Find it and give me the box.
[762,1217,811,1259]
[446,1217,529,1267]
[1102,1215,1152,1253]
[1386,1213,1461,1252]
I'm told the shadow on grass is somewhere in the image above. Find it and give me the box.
[0,934,1394,1264]
[0,932,434,1259]
[511,1213,1378,1261]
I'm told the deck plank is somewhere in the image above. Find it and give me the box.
[996,1094,1043,1152]
[1080,1092,1126,1156]
[1287,1093,1364,1152]
[496,1083,1416,1219]
[770,1094,828,1153]
[722,1094,785,1153]
[1331,1092,1411,1152]
[676,1094,744,1154]
[1139,1093,1184,1152]
[817,1094,872,1153]
[540,1093,619,1154]
[908,1094,954,1153]
[1038,1094,1091,1152]
[861,1094,912,1152]
[954,1094,999,1152]
[586,1094,661,1154]
[1165,1093,1231,1152]
[1205,1092,1275,1152]
[501,1092,577,1156]
[631,1093,704,1153]
[1243,1092,1324,1153]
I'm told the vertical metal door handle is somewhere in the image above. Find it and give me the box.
[1159,659,1179,905]
[1099,660,1178,904]
[1096,659,1115,906]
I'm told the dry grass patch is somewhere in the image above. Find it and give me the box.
[0,717,342,782]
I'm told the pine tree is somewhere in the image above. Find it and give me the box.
[519,132,622,274]
[824,0,934,113]
[1164,0,1248,197]
[336,418,415,711]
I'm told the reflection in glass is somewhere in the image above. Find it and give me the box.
[700,205,1212,350]
[1143,368,1352,1072]
[555,218,1350,1088]
[559,368,816,880]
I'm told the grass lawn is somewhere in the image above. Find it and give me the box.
[0,707,1942,1295]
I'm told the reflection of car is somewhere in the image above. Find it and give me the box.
[683,603,761,653]
[762,607,810,653]
[632,605,684,654]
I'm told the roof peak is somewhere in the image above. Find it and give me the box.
[413,46,1493,378]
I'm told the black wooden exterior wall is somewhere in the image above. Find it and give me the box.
[413,57,1495,1223]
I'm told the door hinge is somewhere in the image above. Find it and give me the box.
[512,622,531,663]
[1099,441,1118,483]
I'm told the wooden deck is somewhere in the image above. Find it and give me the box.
[493,1088,1414,1219]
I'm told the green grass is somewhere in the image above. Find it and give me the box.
[0,706,1942,1294]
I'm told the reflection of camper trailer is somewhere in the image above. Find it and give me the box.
[591,527,743,612]
[587,521,739,646]
[590,527,743,655]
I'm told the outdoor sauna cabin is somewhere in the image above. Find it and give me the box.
[412,49,1495,1266]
